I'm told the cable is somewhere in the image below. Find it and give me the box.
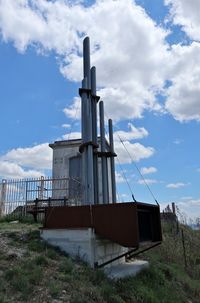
[116,157,137,202]
[104,113,159,205]
[118,137,159,205]
[104,125,137,202]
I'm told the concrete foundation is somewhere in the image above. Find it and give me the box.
[104,260,149,279]
[40,228,127,268]
[40,228,149,278]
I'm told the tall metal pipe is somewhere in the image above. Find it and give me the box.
[108,119,117,203]
[81,37,94,204]
[81,77,88,203]
[99,101,109,203]
[91,66,99,204]
[83,37,91,88]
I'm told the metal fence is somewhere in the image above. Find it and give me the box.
[0,176,83,218]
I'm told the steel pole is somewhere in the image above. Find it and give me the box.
[108,119,117,203]
[91,66,99,204]
[82,37,94,204]
[99,101,109,204]
[81,77,89,203]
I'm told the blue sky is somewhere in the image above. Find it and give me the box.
[0,0,200,220]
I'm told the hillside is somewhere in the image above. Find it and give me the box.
[0,218,199,303]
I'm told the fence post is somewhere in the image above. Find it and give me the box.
[0,179,7,217]
[181,229,187,269]
[48,197,51,207]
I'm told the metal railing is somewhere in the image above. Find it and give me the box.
[0,176,83,218]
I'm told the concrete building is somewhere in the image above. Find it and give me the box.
[49,138,113,204]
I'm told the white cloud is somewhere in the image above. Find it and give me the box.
[173,139,183,145]
[138,178,157,185]
[165,42,200,122]
[165,0,200,41]
[63,97,81,120]
[114,123,148,142]
[0,0,169,122]
[196,168,200,173]
[166,182,188,189]
[1,143,52,170]
[177,198,200,208]
[62,123,71,129]
[115,141,155,164]
[140,166,157,175]
[62,132,81,140]
[1,0,200,125]
[115,171,126,184]
[0,161,43,179]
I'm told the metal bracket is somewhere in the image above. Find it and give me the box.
[95,242,161,268]
[79,87,91,96]
[94,151,117,158]
[79,141,99,153]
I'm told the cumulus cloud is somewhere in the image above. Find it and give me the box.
[62,123,71,129]
[1,143,52,170]
[0,0,169,122]
[115,171,126,184]
[141,166,157,175]
[114,123,148,142]
[62,132,81,140]
[138,178,157,185]
[115,141,155,164]
[178,198,200,208]
[0,161,43,179]
[166,182,189,189]
[63,97,81,120]
[165,42,200,122]
[0,0,199,125]
[165,0,200,41]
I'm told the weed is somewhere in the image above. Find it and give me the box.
[70,293,90,303]
[59,258,74,274]
[4,261,43,300]
[46,248,58,259]
[49,281,62,298]
[28,239,46,252]
[34,255,48,266]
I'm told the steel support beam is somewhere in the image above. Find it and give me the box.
[99,101,109,203]
[108,119,117,203]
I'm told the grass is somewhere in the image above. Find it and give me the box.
[0,220,199,302]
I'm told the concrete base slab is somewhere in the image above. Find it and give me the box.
[104,260,149,280]
[40,228,127,268]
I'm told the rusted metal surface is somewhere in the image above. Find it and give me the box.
[44,205,92,229]
[43,202,162,247]
[92,203,139,247]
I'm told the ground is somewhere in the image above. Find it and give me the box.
[0,219,199,303]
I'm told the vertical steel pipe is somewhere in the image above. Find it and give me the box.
[81,37,94,204]
[91,66,99,204]
[81,77,89,203]
[83,37,91,88]
[108,119,117,203]
[99,101,109,203]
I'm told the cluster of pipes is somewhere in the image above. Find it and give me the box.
[79,37,116,205]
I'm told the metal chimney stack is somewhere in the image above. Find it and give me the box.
[79,37,117,205]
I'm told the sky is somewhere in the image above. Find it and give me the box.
[0,0,200,220]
